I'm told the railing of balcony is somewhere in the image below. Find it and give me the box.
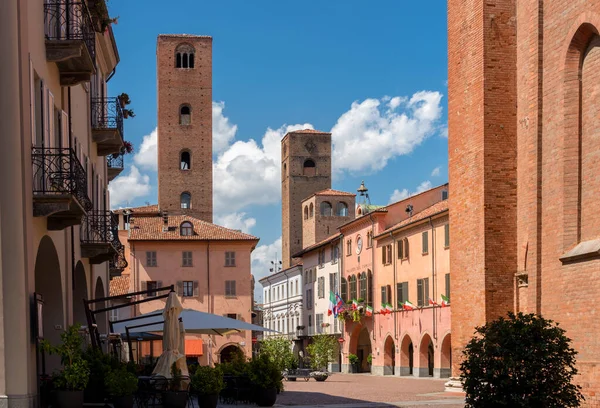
[107,152,124,169]
[91,97,123,137]
[44,1,95,60]
[109,212,128,271]
[81,210,114,244]
[32,147,93,211]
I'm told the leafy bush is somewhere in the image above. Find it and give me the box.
[191,365,224,395]
[306,335,336,371]
[105,369,138,397]
[366,354,372,365]
[347,354,359,365]
[460,312,584,408]
[259,336,296,371]
[82,346,123,399]
[249,354,283,392]
[219,349,250,377]
[41,324,90,391]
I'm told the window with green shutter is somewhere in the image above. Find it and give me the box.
[445,273,450,300]
[417,278,429,307]
[422,231,429,254]
[444,224,450,248]
[341,277,348,303]
[396,282,409,307]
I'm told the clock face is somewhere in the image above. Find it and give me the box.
[356,236,363,255]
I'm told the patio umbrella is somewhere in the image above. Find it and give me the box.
[179,319,186,356]
[151,292,188,378]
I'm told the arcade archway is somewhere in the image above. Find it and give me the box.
[383,336,395,375]
[440,333,452,378]
[73,261,88,326]
[357,328,372,373]
[220,344,242,363]
[400,334,414,376]
[94,277,107,336]
[418,333,434,377]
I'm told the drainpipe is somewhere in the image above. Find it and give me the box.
[283,270,290,336]
[68,88,76,299]
[428,217,436,341]
[390,231,397,342]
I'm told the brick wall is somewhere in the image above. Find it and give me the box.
[156,35,213,222]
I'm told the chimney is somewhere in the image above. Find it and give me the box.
[162,211,168,232]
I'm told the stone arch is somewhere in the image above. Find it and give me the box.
[439,332,452,378]
[73,261,88,327]
[35,236,65,373]
[175,43,195,68]
[357,327,372,373]
[304,205,308,220]
[562,22,600,249]
[179,104,191,125]
[383,335,395,375]
[418,332,434,377]
[94,277,107,337]
[180,150,191,170]
[180,191,191,209]
[303,159,316,176]
[399,334,414,376]
[219,343,243,363]
[337,201,348,216]
[309,203,314,218]
[320,201,332,216]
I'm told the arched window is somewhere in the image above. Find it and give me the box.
[341,277,348,303]
[367,270,373,306]
[175,43,195,69]
[359,272,367,301]
[304,206,308,220]
[180,105,191,125]
[357,207,363,216]
[180,221,193,236]
[337,202,348,216]
[180,151,191,170]
[180,192,191,209]
[303,159,316,176]
[309,203,314,218]
[349,275,357,301]
[320,201,332,216]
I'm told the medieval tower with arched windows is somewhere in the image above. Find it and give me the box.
[281,129,332,268]
[157,34,213,222]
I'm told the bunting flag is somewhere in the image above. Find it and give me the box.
[365,305,373,317]
[441,294,450,307]
[336,293,344,310]
[328,291,336,316]
[380,304,387,315]
[385,303,393,314]
[403,300,416,311]
[429,297,439,307]
[352,299,358,310]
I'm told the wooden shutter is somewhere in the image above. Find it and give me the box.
[398,241,403,259]
[341,278,347,302]
[381,286,387,304]
[231,280,236,296]
[403,282,409,305]
[386,285,392,305]
[382,247,386,264]
[157,280,163,291]
[193,280,199,297]
[177,281,183,297]
[444,224,450,247]
[47,90,54,148]
[141,281,147,298]
[29,59,36,146]
[417,279,423,307]
[424,278,429,304]
[445,274,450,300]
[146,251,151,266]
[405,238,409,259]
[422,232,428,254]
[396,283,403,307]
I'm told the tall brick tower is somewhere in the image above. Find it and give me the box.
[281,130,332,268]
[157,34,212,222]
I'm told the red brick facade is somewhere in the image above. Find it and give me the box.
[156,35,213,222]
[449,1,600,403]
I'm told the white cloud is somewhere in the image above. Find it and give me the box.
[133,128,158,171]
[213,101,238,154]
[251,237,282,302]
[331,91,444,175]
[214,212,256,234]
[388,180,433,204]
[431,166,441,177]
[108,165,152,208]
[213,123,313,213]
[440,125,448,138]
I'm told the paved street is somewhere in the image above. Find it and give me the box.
[219,373,465,407]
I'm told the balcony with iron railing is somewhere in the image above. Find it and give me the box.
[32,147,93,230]
[44,1,96,86]
[91,97,124,156]
[107,152,124,181]
[109,212,127,277]
[81,210,117,264]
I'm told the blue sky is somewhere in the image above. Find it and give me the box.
[106,1,448,300]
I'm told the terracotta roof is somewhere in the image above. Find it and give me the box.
[315,189,356,197]
[376,200,449,237]
[158,34,212,39]
[293,232,342,258]
[337,208,388,230]
[290,129,330,134]
[109,275,130,296]
[113,204,159,215]
[129,215,259,242]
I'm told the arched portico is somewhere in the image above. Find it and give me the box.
[399,334,414,376]
[219,343,242,363]
[94,277,107,337]
[418,333,434,377]
[383,335,395,375]
[437,333,452,378]
[73,261,88,327]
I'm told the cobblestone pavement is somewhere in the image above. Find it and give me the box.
[218,373,465,407]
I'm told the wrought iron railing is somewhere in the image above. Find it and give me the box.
[81,210,114,244]
[107,152,124,169]
[44,1,96,60]
[109,212,128,271]
[32,147,93,211]
[91,97,123,138]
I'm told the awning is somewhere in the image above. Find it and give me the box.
[185,339,203,356]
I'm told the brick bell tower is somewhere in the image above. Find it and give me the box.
[156,34,213,222]
[281,130,332,268]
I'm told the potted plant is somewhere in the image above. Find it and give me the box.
[306,334,336,381]
[348,354,359,373]
[162,362,189,408]
[41,324,90,408]
[249,354,282,407]
[191,365,224,408]
[122,108,135,119]
[105,369,138,408]
[118,93,131,108]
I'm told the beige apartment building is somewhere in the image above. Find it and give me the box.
[1,0,128,406]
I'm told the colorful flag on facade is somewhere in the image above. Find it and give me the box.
[441,294,450,307]
[328,291,336,316]
[336,293,344,310]
[429,298,439,306]
[352,299,358,310]
[385,303,393,314]
[403,300,416,311]
[365,305,373,317]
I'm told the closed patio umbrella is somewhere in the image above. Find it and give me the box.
[151,292,188,378]
[179,319,186,357]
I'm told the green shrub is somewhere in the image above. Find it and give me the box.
[259,336,296,371]
[249,354,283,391]
[306,335,336,371]
[41,324,90,391]
[105,369,138,397]
[219,349,249,377]
[191,365,224,395]
[460,312,584,407]
[347,354,359,365]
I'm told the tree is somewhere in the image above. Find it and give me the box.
[306,334,337,371]
[259,336,295,371]
[460,312,584,408]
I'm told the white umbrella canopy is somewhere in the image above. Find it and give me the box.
[151,292,188,378]
[179,319,186,356]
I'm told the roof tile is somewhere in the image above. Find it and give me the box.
[377,200,449,236]
[109,275,130,296]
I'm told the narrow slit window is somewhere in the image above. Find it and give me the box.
[180,151,191,170]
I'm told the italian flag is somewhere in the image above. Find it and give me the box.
[352,299,358,310]
[365,305,373,317]
[441,294,450,307]
[328,292,336,316]
[403,300,416,311]
[385,303,393,314]
[429,297,439,306]
[380,304,387,315]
